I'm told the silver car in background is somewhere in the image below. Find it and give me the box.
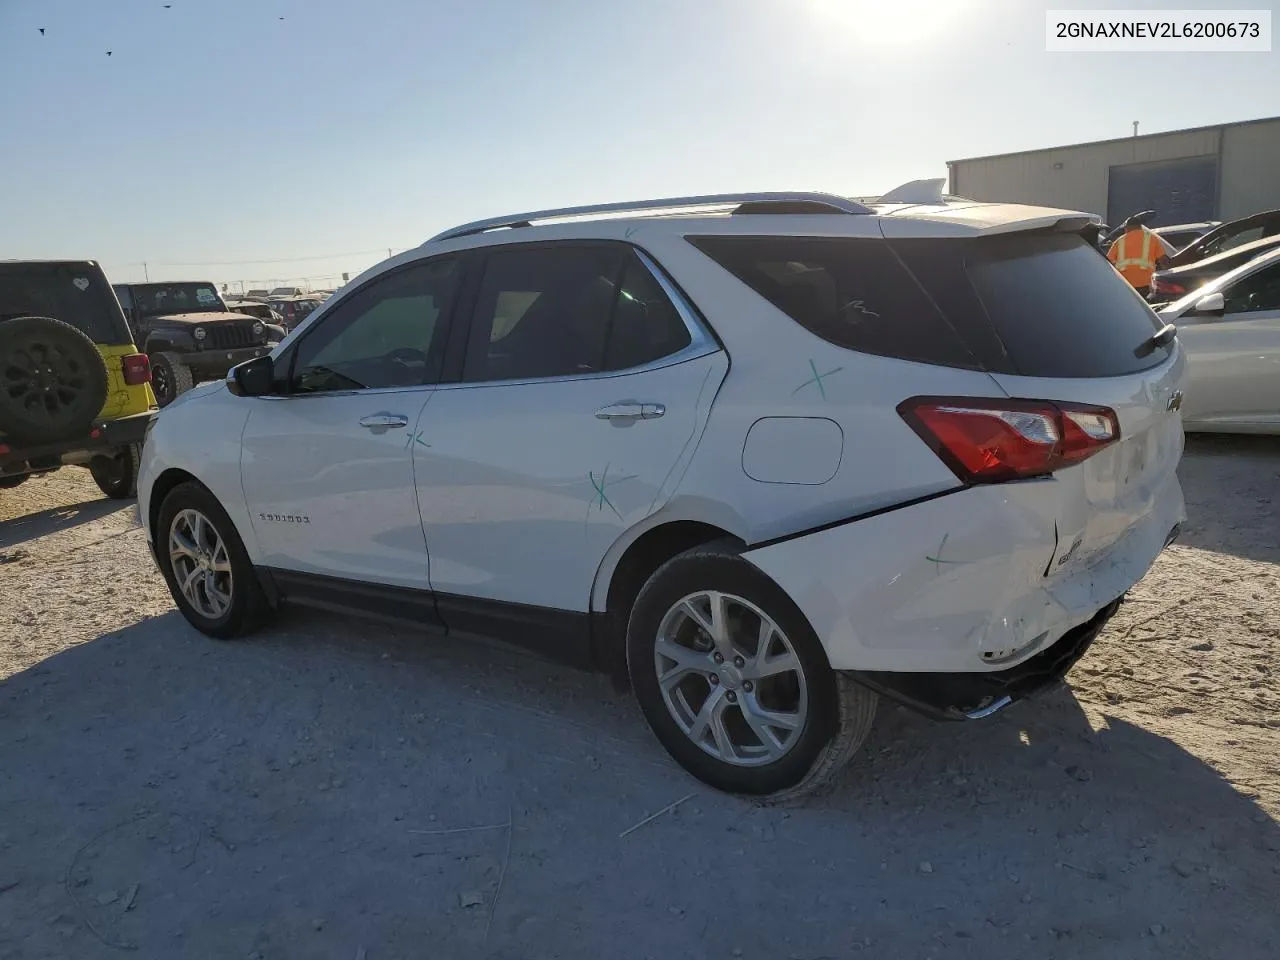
[1159,247,1280,434]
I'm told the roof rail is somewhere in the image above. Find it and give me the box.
[426,192,874,243]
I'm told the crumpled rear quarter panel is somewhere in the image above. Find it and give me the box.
[742,472,1185,673]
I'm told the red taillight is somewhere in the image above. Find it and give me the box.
[898,397,1120,484]
[1151,276,1184,296]
[122,353,151,385]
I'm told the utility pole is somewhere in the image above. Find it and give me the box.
[387,247,393,259]
[143,261,150,281]
[1133,121,1139,137]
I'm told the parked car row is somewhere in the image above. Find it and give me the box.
[0,260,155,497]
[1096,206,1280,433]
[112,281,280,406]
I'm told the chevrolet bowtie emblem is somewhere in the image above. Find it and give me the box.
[1167,390,1184,412]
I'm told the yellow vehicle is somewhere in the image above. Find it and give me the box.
[0,260,157,498]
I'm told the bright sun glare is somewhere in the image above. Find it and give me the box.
[808,0,972,44]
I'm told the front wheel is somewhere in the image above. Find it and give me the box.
[0,473,30,490]
[149,352,194,407]
[627,544,876,799]
[89,443,140,499]
[156,481,270,639]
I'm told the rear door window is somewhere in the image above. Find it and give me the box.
[461,243,694,383]
[688,236,980,369]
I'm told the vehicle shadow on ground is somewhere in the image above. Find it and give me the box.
[1,610,1276,960]
[0,496,137,550]
[1177,433,1280,565]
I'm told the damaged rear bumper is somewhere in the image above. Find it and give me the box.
[741,472,1184,675]
[848,597,1122,720]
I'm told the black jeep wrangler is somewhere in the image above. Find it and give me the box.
[112,281,279,406]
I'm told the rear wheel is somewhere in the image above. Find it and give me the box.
[627,544,876,799]
[156,482,270,638]
[149,352,193,407]
[0,316,109,443]
[89,443,140,499]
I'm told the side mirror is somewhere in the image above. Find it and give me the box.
[1192,292,1226,317]
[227,354,275,397]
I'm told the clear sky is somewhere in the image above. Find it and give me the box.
[2,0,1277,289]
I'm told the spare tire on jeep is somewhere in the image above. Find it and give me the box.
[0,315,109,444]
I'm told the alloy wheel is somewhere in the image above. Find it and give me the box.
[168,508,234,619]
[653,590,809,767]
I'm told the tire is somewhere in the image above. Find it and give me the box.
[0,473,30,490]
[149,351,194,407]
[626,544,876,799]
[89,442,141,499]
[156,481,270,639]
[0,316,109,444]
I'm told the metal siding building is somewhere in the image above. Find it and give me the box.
[948,117,1280,225]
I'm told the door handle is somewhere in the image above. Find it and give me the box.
[595,401,665,421]
[359,413,409,429]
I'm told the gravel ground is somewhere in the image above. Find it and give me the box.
[1,437,1278,960]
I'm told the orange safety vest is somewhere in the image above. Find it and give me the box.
[1108,227,1163,289]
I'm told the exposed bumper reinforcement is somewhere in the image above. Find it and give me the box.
[848,597,1123,721]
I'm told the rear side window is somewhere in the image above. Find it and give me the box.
[0,263,128,344]
[688,236,980,369]
[942,233,1169,378]
[604,255,692,371]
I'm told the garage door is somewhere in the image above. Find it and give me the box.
[1107,156,1217,226]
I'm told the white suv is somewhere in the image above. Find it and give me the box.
[138,185,1186,797]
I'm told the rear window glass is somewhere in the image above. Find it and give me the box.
[0,263,129,344]
[688,236,980,369]
[955,234,1169,378]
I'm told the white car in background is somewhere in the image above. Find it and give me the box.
[138,186,1186,797]
[1159,247,1280,434]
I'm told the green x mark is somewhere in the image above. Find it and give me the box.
[403,430,430,450]
[791,359,844,400]
[925,532,969,572]
[588,464,632,520]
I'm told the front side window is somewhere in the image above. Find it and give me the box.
[1224,263,1280,315]
[290,257,460,393]
[462,244,692,383]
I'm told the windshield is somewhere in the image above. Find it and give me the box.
[131,282,225,316]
